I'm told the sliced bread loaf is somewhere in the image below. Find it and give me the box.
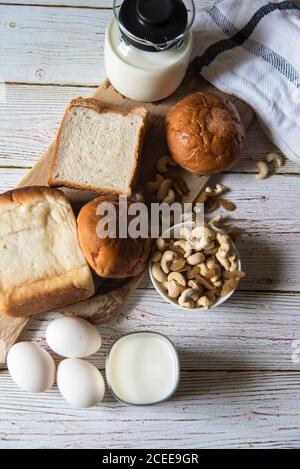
[48,98,147,196]
[0,186,95,318]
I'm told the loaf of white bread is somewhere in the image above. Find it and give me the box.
[0,186,95,318]
[48,98,147,196]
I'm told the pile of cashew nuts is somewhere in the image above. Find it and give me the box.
[151,225,245,309]
[145,156,190,204]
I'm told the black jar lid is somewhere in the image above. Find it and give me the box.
[118,0,188,52]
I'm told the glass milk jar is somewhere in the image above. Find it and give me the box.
[105,0,195,102]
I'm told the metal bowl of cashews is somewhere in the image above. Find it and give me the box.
[149,221,244,310]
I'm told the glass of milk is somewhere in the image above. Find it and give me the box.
[104,0,195,102]
[106,331,180,405]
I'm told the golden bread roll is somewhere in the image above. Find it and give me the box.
[166,92,245,175]
[77,196,152,279]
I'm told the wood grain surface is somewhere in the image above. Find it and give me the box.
[0,0,300,450]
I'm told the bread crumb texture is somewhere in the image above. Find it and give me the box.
[54,106,143,193]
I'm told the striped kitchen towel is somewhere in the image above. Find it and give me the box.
[192,0,300,164]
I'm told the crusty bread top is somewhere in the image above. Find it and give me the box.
[0,185,68,208]
[48,97,148,196]
[64,97,147,120]
[166,92,245,175]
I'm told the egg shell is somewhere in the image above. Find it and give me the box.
[46,316,101,358]
[57,358,105,408]
[7,342,56,393]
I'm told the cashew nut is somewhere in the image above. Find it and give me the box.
[151,250,162,263]
[178,288,196,308]
[256,161,269,179]
[205,183,229,197]
[208,213,223,228]
[198,262,209,277]
[192,225,215,241]
[266,152,284,167]
[203,243,218,255]
[188,280,203,296]
[174,240,192,258]
[157,179,172,201]
[168,271,186,287]
[164,280,180,299]
[156,155,177,174]
[180,226,192,241]
[190,237,214,252]
[206,257,218,270]
[228,253,238,272]
[156,238,169,252]
[170,244,185,256]
[178,299,195,308]
[146,174,164,192]
[151,262,167,283]
[160,250,177,274]
[213,280,223,287]
[169,258,186,272]
[197,296,210,309]
[186,252,205,266]
[216,233,231,256]
[216,251,231,271]
[210,265,222,283]
[163,189,176,205]
[133,192,145,203]
[215,233,233,271]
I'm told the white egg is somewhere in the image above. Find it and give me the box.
[46,316,101,358]
[57,358,105,408]
[7,342,56,393]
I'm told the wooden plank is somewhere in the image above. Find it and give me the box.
[0,85,94,168]
[0,1,218,9]
[1,84,298,173]
[0,5,110,86]
[0,370,299,448]
[0,168,28,192]
[1,0,115,6]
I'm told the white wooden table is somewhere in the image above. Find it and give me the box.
[1,0,300,449]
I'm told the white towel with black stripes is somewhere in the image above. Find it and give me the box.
[192,0,300,164]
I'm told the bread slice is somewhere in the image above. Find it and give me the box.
[48,98,147,196]
[0,186,95,318]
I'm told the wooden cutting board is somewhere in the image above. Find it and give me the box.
[0,67,254,364]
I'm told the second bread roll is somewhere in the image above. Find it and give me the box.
[77,196,152,279]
